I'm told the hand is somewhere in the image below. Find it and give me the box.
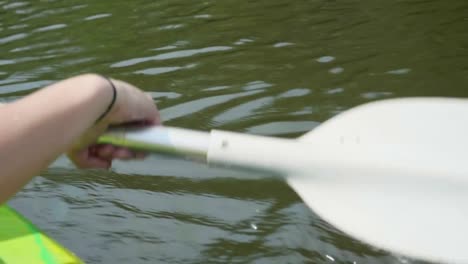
[67,76,161,169]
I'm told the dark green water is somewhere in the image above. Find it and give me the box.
[1,0,467,263]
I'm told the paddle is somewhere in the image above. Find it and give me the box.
[98,97,468,264]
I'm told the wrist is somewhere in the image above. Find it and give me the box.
[94,75,117,124]
[80,74,121,126]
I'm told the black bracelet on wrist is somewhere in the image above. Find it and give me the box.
[95,76,117,123]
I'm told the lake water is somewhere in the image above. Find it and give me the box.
[1,0,467,263]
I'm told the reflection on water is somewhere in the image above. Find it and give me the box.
[2,0,468,263]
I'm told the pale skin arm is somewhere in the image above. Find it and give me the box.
[0,74,160,203]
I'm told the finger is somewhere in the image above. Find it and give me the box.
[96,144,116,159]
[112,148,135,160]
[68,149,112,169]
[109,148,148,160]
[135,152,147,160]
[81,156,112,169]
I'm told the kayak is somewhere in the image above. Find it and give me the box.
[0,205,83,264]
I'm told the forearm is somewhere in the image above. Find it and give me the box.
[0,74,113,202]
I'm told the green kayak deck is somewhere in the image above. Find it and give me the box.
[0,205,83,264]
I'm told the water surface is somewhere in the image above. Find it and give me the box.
[1,0,467,263]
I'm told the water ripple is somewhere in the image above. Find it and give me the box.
[242,81,273,91]
[273,42,294,48]
[0,80,54,95]
[247,121,320,136]
[317,56,335,63]
[278,88,310,98]
[3,1,28,10]
[160,90,263,121]
[111,46,233,68]
[135,64,196,76]
[33,23,67,32]
[0,32,27,44]
[0,59,14,66]
[213,96,275,124]
[84,13,111,21]
[10,39,70,53]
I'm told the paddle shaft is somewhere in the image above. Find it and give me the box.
[98,126,311,175]
[98,126,211,160]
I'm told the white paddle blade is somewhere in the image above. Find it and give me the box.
[292,98,468,263]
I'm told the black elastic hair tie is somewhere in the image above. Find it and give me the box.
[95,76,117,123]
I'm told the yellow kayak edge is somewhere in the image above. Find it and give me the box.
[0,205,84,264]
